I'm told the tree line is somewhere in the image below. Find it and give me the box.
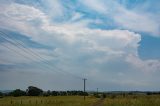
[0,86,88,97]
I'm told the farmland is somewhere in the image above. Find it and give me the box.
[103,94,160,106]
[0,95,160,106]
[0,96,98,106]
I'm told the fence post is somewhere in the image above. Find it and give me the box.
[36,100,37,105]
[29,100,31,104]
[10,100,13,105]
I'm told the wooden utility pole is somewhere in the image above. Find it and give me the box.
[83,78,87,101]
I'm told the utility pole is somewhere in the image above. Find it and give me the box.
[97,88,98,95]
[83,78,87,101]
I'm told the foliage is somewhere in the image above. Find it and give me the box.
[26,86,43,96]
[9,89,26,97]
[102,93,106,98]
[0,92,3,96]
[44,90,88,96]
[0,92,3,98]
[93,93,100,98]
[1,86,88,97]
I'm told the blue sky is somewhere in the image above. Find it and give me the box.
[0,0,160,91]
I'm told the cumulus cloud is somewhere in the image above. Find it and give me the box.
[0,3,49,37]
[79,0,160,36]
[0,1,160,90]
[80,0,107,13]
[0,42,55,65]
[114,6,160,36]
[39,0,65,20]
[126,54,160,72]
[0,1,160,72]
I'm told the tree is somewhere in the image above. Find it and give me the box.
[0,92,3,98]
[26,86,43,96]
[47,90,51,96]
[102,93,106,98]
[0,92,3,96]
[51,91,59,96]
[43,90,51,96]
[9,89,26,97]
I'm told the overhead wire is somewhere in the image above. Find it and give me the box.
[0,35,60,73]
[0,31,82,79]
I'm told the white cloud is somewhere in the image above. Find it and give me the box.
[114,6,160,36]
[80,0,107,13]
[0,2,159,73]
[111,79,150,87]
[0,1,160,90]
[40,0,64,20]
[79,0,160,36]
[0,3,49,37]
[70,12,84,22]
[126,54,160,72]
[0,42,55,65]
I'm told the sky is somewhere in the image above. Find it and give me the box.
[0,0,160,91]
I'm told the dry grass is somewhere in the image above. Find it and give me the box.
[103,95,160,106]
[1,95,160,106]
[0,96,98,106]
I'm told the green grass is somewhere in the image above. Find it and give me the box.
[0,96,98,106]
[1,95,160,106]
[103,95,160,106]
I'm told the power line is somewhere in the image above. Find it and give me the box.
[0,32,82,79]
[0,36,59,73]
[0,41,35,61]
[0,31,82,79]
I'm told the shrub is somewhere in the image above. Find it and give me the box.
[26,86,43,96]
[9,89,26,97]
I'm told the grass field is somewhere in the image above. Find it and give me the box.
[103,95,160,106]
[0,96,98,106]
[0,95,160,106]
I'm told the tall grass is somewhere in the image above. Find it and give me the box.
[103,94,160,106]
[1,95,160,106]
[0,96,98,106]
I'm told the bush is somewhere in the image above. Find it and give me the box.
[93,93,100,98]
[0,92,3,96]
[26,86,43,96]
[0,92,3,98]
[9,89,26,97]
[102,93,106,98]
[110,94,116,99]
